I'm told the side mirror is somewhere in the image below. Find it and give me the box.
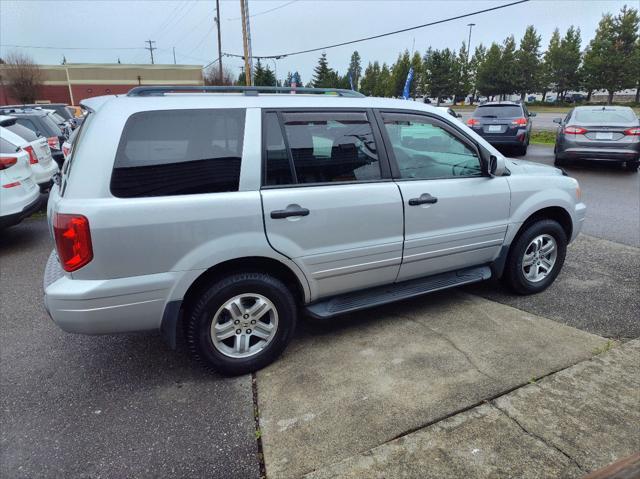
[529,112,537,117]
[489,155,506,177]
[552,118,562,124]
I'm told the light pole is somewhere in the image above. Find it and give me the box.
[466,23,476,62]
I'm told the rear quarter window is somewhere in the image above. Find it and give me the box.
[111,108,245,198]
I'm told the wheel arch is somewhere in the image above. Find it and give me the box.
[161,256,309,349]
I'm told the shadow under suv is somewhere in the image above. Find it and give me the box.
[43,86,585,375]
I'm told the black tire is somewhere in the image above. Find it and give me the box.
[625,161,639,172]
[185,272,297,376]
[503,219,567,295]
[553,155,566,167]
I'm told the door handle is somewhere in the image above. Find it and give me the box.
[408,193,438,206]
[270,205,310,219]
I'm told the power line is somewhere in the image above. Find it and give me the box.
[227,0,299,21]
[224,0,529,60]
[0,44,143,50]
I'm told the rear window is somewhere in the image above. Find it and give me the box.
[41,114,63,134]
[111,108,245,198]
[573,108,637,124]
[473,105,523,118]
[0,137,19,154]
[5,122,38,142]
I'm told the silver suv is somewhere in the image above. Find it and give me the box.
[44,86,586,375]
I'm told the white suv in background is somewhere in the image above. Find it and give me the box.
[0,137,41,228]
[0,116,59,191]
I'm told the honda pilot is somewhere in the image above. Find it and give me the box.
[44,86,585,375]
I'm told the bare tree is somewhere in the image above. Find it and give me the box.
[203,65,234,86]
[3,52,43,103]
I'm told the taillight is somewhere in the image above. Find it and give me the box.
[511,117,528,126]
[2,181,21,188]
[0,156,18,170]
[23,145,38,164]
[48,137,60,150]
[564,126,587,135]
[623,127,640,136]
[62,145,70,159]
[467,118,479,126]
[53,213,93,272]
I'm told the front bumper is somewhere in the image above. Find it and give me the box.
[43,251,178,335]
[572,202,587,243]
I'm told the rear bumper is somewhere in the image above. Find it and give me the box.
[477,132,527,146]
[0,193,43,228]
[557,147,640,162]
[43,250,178,335]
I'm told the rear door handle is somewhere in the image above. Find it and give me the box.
[270,205,310,219]
[408,193,438,206]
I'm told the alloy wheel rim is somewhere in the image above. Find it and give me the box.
[521,234,558,283]
[210,293,279,359]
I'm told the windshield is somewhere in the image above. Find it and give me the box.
[473,105,522,118]
[574,108,637,124]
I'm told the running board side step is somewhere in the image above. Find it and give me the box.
[305,266,492,319]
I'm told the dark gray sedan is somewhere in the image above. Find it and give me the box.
[553,106,639,171]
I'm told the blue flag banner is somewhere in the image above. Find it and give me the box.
[348,72,355,91]
[402,67,414,99]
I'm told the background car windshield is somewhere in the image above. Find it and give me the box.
[473,106,522,118]
[574,109,637,123]
[4,122,38,142]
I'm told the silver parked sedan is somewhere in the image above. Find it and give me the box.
[553,106,640,171]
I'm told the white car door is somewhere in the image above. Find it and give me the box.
[377,110,511,281]
[260,110,404,300]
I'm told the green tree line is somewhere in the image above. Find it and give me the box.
[250,5,639,105]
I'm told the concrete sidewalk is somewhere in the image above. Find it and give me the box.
[306,340,640,479]
[256,291,610,478]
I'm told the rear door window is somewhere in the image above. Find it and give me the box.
[265,111,381,185]
[111,108,245,198]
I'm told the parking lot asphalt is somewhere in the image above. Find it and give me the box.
[0,220,260,478]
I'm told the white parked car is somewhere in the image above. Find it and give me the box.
[0,116,59,191]
[0,137,41,228]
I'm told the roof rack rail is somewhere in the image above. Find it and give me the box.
[126,85,365,98]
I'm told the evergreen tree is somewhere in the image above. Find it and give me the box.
[582,6,639,104]
[253,59,266,86]
[423,48,456,104]
[348,51,362,90]
[541,29,561,101]
[376,63,392,97]
[452,42,471,103]
[515,25,542,100]
[468,43,486,103]
[410,51,423,97]
[312,53,335,88]
[360,61,380,96]
[546,27,582,100]
[476,42,502,99]
[497,35,518,99]
[390,50,411,97]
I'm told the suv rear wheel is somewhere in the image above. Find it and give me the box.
[503,219,567,295]
[185,272,297,375]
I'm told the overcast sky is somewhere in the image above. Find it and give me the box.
[0,0,631,82]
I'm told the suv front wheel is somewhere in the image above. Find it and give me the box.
[185,272,297,375]
[503,219,567,295]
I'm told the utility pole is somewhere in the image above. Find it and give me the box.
[466,23,475,63]
[239,0,251,85]
[145,40,157,64]
[215,0,223,83]
[172,46,176,65]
